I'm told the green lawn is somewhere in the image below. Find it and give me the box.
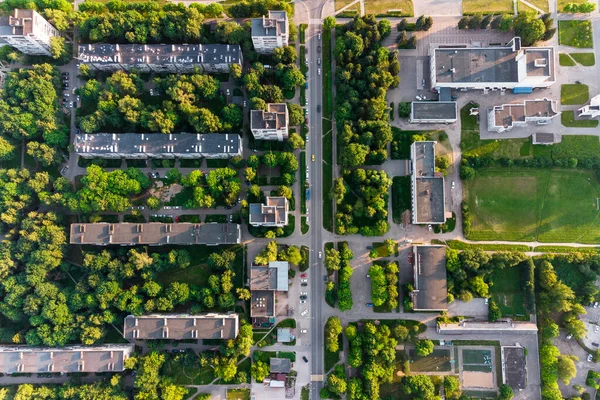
[561,110,599,127]
[226,389,250,400]
[570,52,596,66]
[488,265,527,317]
[463,0,514,14]
[301,216,309,234]
[334,0,357,11]
[558,0,588,12]
[324,330,342,373]
[392,176,411,224]
[322,28,333,232]
[364,0,414,15]
[520,0,549,11]
[464,168,600,243]
[407,348,453,372]
[559,20,594,48]
[561,84,590,105]
[559,53,577,66]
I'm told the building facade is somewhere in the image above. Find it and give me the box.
[78,43,242,73]
[251,11,288,54]
[75,133,242,159]
[430,37,555,92]
[250,103,289,141]
[578,94,600,119]
[0,9,60,56]
[487,98,559,132]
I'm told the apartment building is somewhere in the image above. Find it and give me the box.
[251,10,288,54]
[0,9,60,56]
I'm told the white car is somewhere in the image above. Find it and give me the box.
[300,292,308,296]
[300,329,307,334]
[318,251,322,259]
[589,354,594,362]
[318,33,321,40]
[301,279,308,283]
[451,181,455,189]
[226,88,230,95]
[484,298,489,305]
[301,310,308,316]
[318,68,321,75]
[595,325,599,333]
[69,101,73,108]
[300,300,307,304]
[428,224,432,232]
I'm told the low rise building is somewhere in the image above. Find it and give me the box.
[251,11,288,54]
[410,101,458,124]
[0,345,133,374]
[411,245,448,311]
[488,98,559,132]
[250,261,289,322]
[123,314,239,340]
[0,9,60,56]
[70,223,241,246]
[270,357,291,374]
[249,196,289,227]
[532,132,558,145]
[75,133,242,159]
[251,103,289,141]
[78,43,242,73]
[410,141,446,225]
[578,94,600,119]
[437,319,538,334]
[430,37,555,92]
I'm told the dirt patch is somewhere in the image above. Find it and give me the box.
[149,181,183,202]
[462,371,494,389]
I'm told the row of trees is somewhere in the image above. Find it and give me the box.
[77,70,243,134]
[335,16,399,166]
[0,380,128,400]
[333,168,391,236]
[253,240,303,267]
[323,242,354,311]
[459,12,555,46]
[369,262,399,310]
[0,64,69,166]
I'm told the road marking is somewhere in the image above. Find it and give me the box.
[311,374,324,381]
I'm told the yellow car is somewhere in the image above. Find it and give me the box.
[312,154,315,162]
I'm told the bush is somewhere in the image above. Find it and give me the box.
[468,14,482,30]
[458,17,469,29]
[489,299,502,322]
[397,18,407,31]
[398,102,411,118]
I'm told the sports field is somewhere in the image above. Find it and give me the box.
[407,348,453,372]
[464,168,600,243]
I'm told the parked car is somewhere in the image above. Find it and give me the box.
[300,273,307,278]
[595,325,599,333]
[312,154,315,162]
[451,181,455,189]
[588,354,594,362]
[301,310,308,316]
[317,57,321,65]
[317,68,321,75]
[301,283,308,287]
[318,33,321,40]
[317,105,321,113]
[300,295,307,300]
[593,342,599,347]
[428,224,433,232]
[318,251,322,259]
[366,303,374,307]
[317,46,321,53]
[301,279,308,283]
[323,275,327,281]
[300,291,307,295]
[566,334,573,340]
[303,356,309,363]
[300,300,307,304]
[484,298,489,305]
[300,329,307,334]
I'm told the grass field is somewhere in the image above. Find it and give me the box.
[561,84,590,105]
[558,0,588,11]
[392,176,411,224]
[518,0,540,12]
[571,52,596,66]
[322,28,333,233]
[561,110,599,127]
[523,0,549,11]
[364,0,414,15]
[227,389,250,400]
[407,348,453,372]
[464,168,600,243]
[559,20,594,48]
[463,0,514,14]
[559,53,577,66]
[489,265,527,317]
[334,0,356,11]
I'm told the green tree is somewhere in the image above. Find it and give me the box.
[514,11,545,46]
[499,383,514,400]
[287,102,304,126]
[401,375,435,399]
[286,132,305,150]
[489,299,502,322]
[324,248,341,272]
[557,355,578,385]
[324,16,336,31]
[26,141,57,167]
[0,137,16,161]
[251,360,270,382]
[236,288,251,301]
[416,339,434,356]
[49,36,67,60]
[325,316,343,352]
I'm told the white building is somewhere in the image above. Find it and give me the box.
[430,37,555,92]
[251,11,288,54]
[249,196,289,227]
[78,43,242,73]
[0,9,60,56]
[487,98,559,133]
[250,103,289,141]
[0,345,133,374]
[578,94,600,119]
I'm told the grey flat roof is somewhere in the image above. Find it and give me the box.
[412,141,445,223]
[435,47,519,84]
[503,346,526,390]
[251,104,288,130]
[412,101,457,120]
[251,290,275,317]
[438,320,538,334]
[250,261,289,291]
[270,357,291,373]
[75,133,241,157]
[532,132,556,144]
[412,246,447,311]
[251,11,287,37]
[0,345,133,374]
[70,223,240,245]
[526,49,552,78]
[249,196,288,225]
[78,43,241,66]
[123,314,239,340]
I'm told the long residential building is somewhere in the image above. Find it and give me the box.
[75,133,242,159]
[78,43,242,73]
[124,314,239,340]
[487,98,559,132]
[70,223,241,246]
[430,37,555,91]
[251,103,289,141]
[0,9,60,56]
[0,345,133,374]
[251,11,288,54]
[410,141,446,225]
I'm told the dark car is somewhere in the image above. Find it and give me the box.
[594,342,599,347]
[300,295,307,300]
[366,303,374,307]
[301,283,308,287]
[317,105,321,113]
[302,356,309,363]
[317,46,321,53]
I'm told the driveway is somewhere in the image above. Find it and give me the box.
[554,330,598,399]
[413,0,462,16]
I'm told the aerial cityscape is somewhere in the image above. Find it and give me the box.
[0,0,599,399]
